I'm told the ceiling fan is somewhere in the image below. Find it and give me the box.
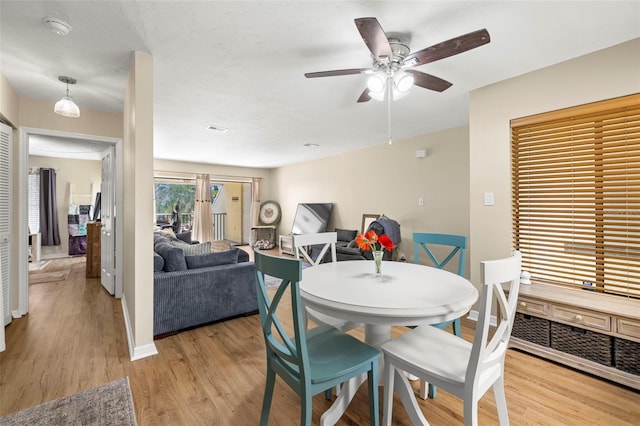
[304,17,490,103]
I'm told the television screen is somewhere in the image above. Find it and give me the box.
[291,203,333,235]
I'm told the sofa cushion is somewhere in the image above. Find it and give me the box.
[171,240,212,256]
[155,242,187,272]
[153,252,165,272]
[185,248,240,269]
[336,228,357,243]
[237,249,249,263]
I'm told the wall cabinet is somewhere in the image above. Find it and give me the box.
[507,283,640,390]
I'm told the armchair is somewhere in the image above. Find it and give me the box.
[335,216,401,261]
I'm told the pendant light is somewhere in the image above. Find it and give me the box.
[54,76,80,118]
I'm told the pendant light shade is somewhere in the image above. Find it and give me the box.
[54,76,80,118]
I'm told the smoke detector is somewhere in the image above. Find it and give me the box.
[43,16,73,36]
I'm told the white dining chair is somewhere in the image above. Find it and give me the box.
[381,251,522,426]
[294,232,361,399]
[294,232,361,333]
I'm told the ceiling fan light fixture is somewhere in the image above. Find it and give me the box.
[54,76,80,118]
[394,72,414,93]
[367,74,386,94]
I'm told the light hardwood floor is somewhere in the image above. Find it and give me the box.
[1,253,638,425]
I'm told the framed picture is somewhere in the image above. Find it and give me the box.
[361,214,379,234]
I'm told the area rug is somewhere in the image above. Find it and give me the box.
[0,377,137,426]
[264,263,311,290]
[264,274,281,290]
[28,270,70,285]
[28,260,51,271]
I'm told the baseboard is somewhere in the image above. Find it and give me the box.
[466,309,497,327]
[121,294,158,361]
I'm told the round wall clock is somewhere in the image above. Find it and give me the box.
[259,200,281,225]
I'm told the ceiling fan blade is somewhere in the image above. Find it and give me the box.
[403,28,490,67]
[305,68,369,78]
[406,70,452,92]
[354,17,393,63]
[357,89,371,103]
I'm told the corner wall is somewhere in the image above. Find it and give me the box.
[469,38,640,289]
[122,51,156,359]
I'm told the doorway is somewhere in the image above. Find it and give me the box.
[17,127,123,316]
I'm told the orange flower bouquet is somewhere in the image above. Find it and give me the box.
[356,230,394,275]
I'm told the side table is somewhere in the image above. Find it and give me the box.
[278,234,295,256]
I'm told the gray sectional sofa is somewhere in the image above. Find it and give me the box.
[153,232,258,337]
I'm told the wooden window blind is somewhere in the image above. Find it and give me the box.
[511,93,640,298]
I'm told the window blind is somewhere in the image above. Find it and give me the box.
[511,93,640,298]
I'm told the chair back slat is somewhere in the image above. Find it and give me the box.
[254,250,310,380]
[466,251,522,387]
[294,232,337,266]
[413,232,467,276]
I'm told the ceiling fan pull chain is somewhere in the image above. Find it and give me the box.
[387,75,393,145]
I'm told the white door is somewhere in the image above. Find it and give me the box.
[100,146,115,295]
[0,122,11,329]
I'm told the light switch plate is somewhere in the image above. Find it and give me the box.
[484,192,495,206]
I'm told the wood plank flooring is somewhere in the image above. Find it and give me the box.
[1,253,639,425]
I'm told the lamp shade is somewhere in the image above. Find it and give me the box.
[54,96,80,118]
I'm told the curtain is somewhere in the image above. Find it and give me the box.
[39,168,60,246]
[192,174,213,243]
[250,177,261,227]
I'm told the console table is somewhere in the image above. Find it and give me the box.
[506,283,640,390]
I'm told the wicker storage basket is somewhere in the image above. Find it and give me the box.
[512,313,550,346]
[550,322,612,366]
[613,338,640,375]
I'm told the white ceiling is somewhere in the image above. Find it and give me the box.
[2,1,639,168]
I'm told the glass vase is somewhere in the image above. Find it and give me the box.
[372,250,384,276]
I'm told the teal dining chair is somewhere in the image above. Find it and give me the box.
[412,232,468,399]
[254,249,381,426]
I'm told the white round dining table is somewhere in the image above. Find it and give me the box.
[300,260,479,426]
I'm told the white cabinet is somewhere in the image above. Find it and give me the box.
[507,283,640,390]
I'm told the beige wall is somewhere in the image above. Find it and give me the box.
[0,73,18,126]
[18,98,122,138]
[0,72,124,318]
[272,126,470,270]
[122,51,155,352]
[469,38,640,291]
[28,156,101,258]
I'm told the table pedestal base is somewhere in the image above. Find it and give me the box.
[319,324,429,426]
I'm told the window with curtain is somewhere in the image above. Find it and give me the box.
[511,93,640,299]
[154,178,222,231]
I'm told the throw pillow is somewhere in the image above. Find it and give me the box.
[157,228,177,239]
[155,242,187,272]
[335,228,357,242]
[153,252,164,272]
[170,240,212,256]
[175,231,192,244]
[185,248,240,269]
